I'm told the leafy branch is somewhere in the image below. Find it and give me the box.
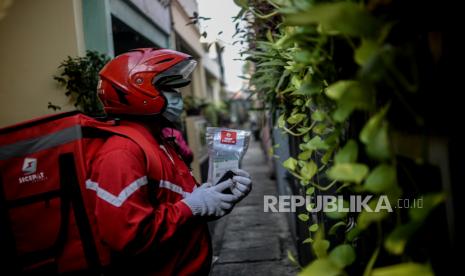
[54,51,110,116]
[234,0,446,275]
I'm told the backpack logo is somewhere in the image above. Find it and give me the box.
[220,131,237,144]
[22,158,37,175]
[19,158,46,184]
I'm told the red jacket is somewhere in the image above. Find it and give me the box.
[83,122,211,275]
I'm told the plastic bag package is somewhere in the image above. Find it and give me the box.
[206,127,251,184]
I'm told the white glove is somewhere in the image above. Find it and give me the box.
[230,169,252,200]
[183,180,239,217]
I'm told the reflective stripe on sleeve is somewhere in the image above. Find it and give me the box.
[85,176,148,207]
[86,176,190,207]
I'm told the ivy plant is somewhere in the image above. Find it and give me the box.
[234,0,446,275]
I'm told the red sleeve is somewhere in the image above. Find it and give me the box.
[89,141,193,254]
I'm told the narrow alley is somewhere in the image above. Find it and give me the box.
[209,140,298,275]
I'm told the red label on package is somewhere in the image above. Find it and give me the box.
[220,131,237,144]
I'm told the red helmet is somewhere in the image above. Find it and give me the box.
[98,48,197,115]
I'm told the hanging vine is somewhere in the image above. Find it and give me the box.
[234,0,447,275]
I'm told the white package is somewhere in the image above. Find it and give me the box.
[206,127,251,184]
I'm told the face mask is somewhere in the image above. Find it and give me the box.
[162,91,184,123]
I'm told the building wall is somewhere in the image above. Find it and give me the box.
[171,0,207,99]
[171,0,203,56]
[82,0,114,56]
[0,0,222,128]
[129,0,171,34]
[203,56,222,104]
[110,0,170,49]
[0,0,84,127]
[177,0,198,19]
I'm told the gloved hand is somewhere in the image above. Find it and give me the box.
[230,169,252,200]
[183,180,239,217]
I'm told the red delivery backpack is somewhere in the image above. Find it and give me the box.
[0,111,162,274]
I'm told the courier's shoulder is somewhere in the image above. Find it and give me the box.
[98,134,145,159]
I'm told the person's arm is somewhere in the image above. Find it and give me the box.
[89,142,240,254]
[89,148,193,254]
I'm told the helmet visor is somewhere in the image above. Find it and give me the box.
[153,59,197,91]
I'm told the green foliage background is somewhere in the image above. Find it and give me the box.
[234,0,448,275]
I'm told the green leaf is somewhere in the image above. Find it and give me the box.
[325,80,356,100]
[327,163,369,183]
[283,157,298,171]
[309,224,319,232]
[334,140,358,164]
[357,199,390,230]
[284,2,379,37]
[311,110,325,122]
[276,70,291,92]
[306,187,315,195]
[287,250,299,267]
[312,239,330,259]
[302,136,330,151]
[298,150,313,161]
[303,133,311,142]
[291,74,303,90]
[329,244,356,269]
[360,104,389,144]
[366,122,391,160]
[355,39,379,66]
[384,223,418,255]
[298,213,310,222]
[321,148,334,164]
[332,104,355,123]
[313,123,327,135]
[303,237,314,244]
[299,259,341,276]
[364,164,397,193]
[297,126,312,135]
[326,81,372,122]
[293,82,322,96]
[287,113,307,124]
[301,161,318,180]
[359,105,391,160]
[409,193,445,222]
[294,99,304,106]
[257,60,287,67]
[278,114,286,128]
[294,50,313,64]
[325,132,340,147]
[372,263,434,276]
[326,199,348,220]
[266,29,274,42]
[346,227,361,242]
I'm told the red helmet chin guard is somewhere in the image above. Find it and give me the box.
[98,48,195,116]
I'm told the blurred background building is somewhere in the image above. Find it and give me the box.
[0,0,230,182]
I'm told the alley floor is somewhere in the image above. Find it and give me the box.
[209,140,299,275]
